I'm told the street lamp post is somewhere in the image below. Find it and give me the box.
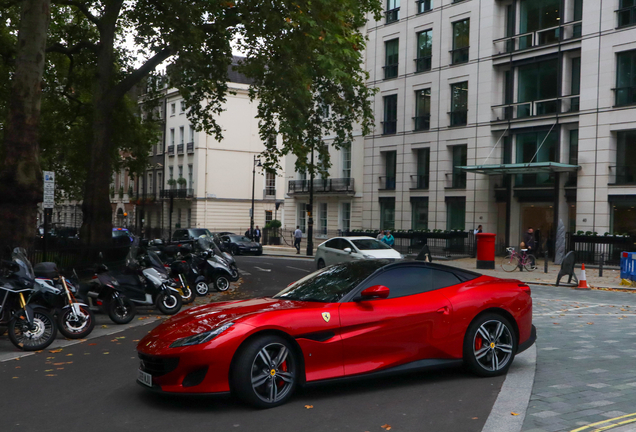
[306,145,314,256]
[250,155,262,239]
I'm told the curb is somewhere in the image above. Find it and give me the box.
[481,344,537,432]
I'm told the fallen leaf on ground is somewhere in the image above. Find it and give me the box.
[304,405,313,409]
[381,425,392,430]
[15,366,20,369]
[45,374,57,377]
[53,363,65,366]
[66,354,73,356]
[511,412,519,416]
[133,339,139,342]
[12,377,18,379]
[103,352,109,355]
[66,362,73,364]
[587,322,594,325]
[88,343,97,346]
[553,323,560,325]
[472,417,479,420]
[45,369,53,372]
[49,349,62,353]
[101,325,108,328]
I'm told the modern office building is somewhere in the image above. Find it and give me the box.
[360,0,636,251]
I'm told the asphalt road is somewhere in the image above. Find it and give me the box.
[0,256,505,432]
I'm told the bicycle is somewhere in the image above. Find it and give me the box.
[501,247,536,272]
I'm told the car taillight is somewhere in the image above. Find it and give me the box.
[96,300,103,306]
[91,275,98,279]
[519,283,531,295]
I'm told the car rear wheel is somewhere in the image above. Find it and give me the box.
[316,259,325,269]
[463,313,517,377]
[232,335,298,408]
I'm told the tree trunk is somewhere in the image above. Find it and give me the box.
[0,0,51,253]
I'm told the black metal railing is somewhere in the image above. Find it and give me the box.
[493,21,581,55]
[378,176,396,190]
[446,171,467,189]
[449,110,468,127]
[287,178,355,194]
[382,120,397,135]
[413,114,430,131]
[450,47,469,65]
[187,142,194,153]
[416,0,432,13]
[385,7,399,23]
[618,5,636,28]
[567,233,636,266]
[383,63,398,79]
[415,56,432,72]
[609,165,636,185]
[160,188,194,199]
[411,174,429,189]
[167,145,174,156]
[613,86,636,106]
[177,144,184,154]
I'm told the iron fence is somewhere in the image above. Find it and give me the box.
[566,234,636,266]
[344,231,476,258]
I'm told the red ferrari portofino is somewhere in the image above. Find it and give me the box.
[137,260,535,408]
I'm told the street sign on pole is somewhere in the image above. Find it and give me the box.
[43,170,55,209]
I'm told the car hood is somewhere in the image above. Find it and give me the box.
[237,241,260,247]
[357,249,402,259]
[146,297,307,341]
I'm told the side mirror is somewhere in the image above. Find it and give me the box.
[343,247,352,254]
[359,285,390,300]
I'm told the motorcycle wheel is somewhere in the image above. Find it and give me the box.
[57,305,96,339]
[156,292,182,315]
[214,275,231,292]
[107,296,136,324]
[229,264,240,282]
[179,284,196,304]
[8,309,58,351]
[195,281,210,296]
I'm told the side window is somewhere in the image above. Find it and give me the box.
[172,230,183,240]
[325,239,339,249]
[361,267,433,298]
[341,239,354,251]
[429,269,461,289]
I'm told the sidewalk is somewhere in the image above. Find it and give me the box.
[262,244,307,257]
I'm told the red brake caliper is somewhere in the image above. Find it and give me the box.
[475,336,483,351]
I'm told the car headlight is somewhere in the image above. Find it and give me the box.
[170,322,234,348]
[400,254,406,259]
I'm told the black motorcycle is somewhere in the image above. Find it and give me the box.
[81,259,137,325]
[0,248,58,351]
[193,237,235,292]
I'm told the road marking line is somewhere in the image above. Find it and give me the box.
[238,270,251,276]
[253,267,271,272]
[571,412,636,432]
[286,266,310,273]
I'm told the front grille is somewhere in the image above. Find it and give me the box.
[138,353,179,377]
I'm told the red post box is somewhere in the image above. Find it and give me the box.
[476,233,496,269]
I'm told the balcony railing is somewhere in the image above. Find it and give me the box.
[416,0,432,14]
[609,165,636,185]
[177,143,184,155]
[383,63,398,79]
[382,120,397,135]
[167,145,175,156]
[287,178,355,194]
[160,188,194,199]
[378,176,396,190]
[450,47,469,65]
[187,142,194,153]
[446,171,466,189]
[410,174,429,190]
[263,187,276,198]
[449,110,468,127]
[413,114,431,131]
[385,7,399,24]
[491,95,580,121]
[618,5,636,28]
[613,86,636,107]
[493,20,582,55]
[415,56,432,72]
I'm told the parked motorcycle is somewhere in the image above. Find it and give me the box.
[0,248,58,351]
[208,237,240,281]
[33,262,95,339]
[81,258,137,324]
[166,259,196,304]
[194,237,234,292]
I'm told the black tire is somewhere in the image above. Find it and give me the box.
[232,245,240,256]
[156,291,182,315]
[231,335,298,408]
[195,280,210,296]
[229,265,240,282]
[463,313,517,377]
[107,296,136,324]
[57,305,96,339]
[316,259,325,269]
[214,275,231,292]
[178,278,196,304]
[8,309,58,351]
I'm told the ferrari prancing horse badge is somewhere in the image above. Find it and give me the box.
[322,312,330,323]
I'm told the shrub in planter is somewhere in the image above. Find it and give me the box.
[177,177,187,188]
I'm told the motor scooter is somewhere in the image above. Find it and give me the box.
[194,237,235,292]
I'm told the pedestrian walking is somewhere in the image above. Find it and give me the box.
[381,230,395,247]
[294,226,303,254]
[254,226,261,244]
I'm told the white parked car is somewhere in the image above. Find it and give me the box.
[314,236,404,269]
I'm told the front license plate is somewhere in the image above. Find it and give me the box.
[138,369,152,387]
[251,248,258,251]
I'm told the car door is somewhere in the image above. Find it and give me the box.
[321,239,340,266]
[340,239,358,263]
[338,266,455,376]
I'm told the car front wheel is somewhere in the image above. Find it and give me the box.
[316,259,325,269]
[463,313,517,377]
[232,335,298,408]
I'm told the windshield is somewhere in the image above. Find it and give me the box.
[147,250,167,275]
[230,236,252,243]
[197,236,213,251]
[112,229,130,238]
[190,229,211,238]
[273,260,388,303]
[12,247,34,279]
[125,238,139,267]
[351,239,392,250]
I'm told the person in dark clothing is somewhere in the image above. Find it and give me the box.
[523,227,536,268]
[254,226,261,244]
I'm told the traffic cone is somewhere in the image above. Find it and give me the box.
[577,263,590,290]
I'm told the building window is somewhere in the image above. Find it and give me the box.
[414,89,431,131]
[342,145,351,178]
[265,170,276,196]
[519,0,560,49]
[298,203,306,233]
[517,58,559,117]
[451,19,470,65]
[616,50,636,106]
[614,130,636,184]
[179,126,184,145]
[168,167,173,182]
[415,148,430,189]
[383,94,398,134]
[611,198,636,236]
[148,173,153,193]
[176,208,181,228]
[567,129,579,186]
[380,198,395,230]
[384,39,399,79]
[386,0,399,24]
[446,197,466,230]
[188,164,193,189]
[341,202,351,232]
[569,57,581,112]
[178,165,183,188]
[170,128,175,146]
[618,0,636,28]
[411,197,428,230]
[415,30,432,72]
[157,172,163,191]
[450,82,468,126]
[170,103,176,116]
[515,130,557,186]
[383,151,397,190]
[180,100,186,113]
[319,203,328,235]
[416,0,432,14]
[265,210,273,224]
[189,126,194,143]
[451,145,467,189]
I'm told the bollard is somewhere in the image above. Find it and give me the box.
[599,253,604,277]
[544,255,548,273]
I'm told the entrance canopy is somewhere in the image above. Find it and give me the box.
[457,162,580,176]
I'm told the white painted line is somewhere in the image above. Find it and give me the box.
[481,344,537,432]
[286,266,311,273]
[254,267,272,272]
[238,270,251,276]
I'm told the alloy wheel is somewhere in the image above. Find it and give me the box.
[250,343,295,404]
[472,319,514,372]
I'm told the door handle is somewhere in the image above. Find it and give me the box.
[437,306,449,315]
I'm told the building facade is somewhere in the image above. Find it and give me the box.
[361,0,636,252]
